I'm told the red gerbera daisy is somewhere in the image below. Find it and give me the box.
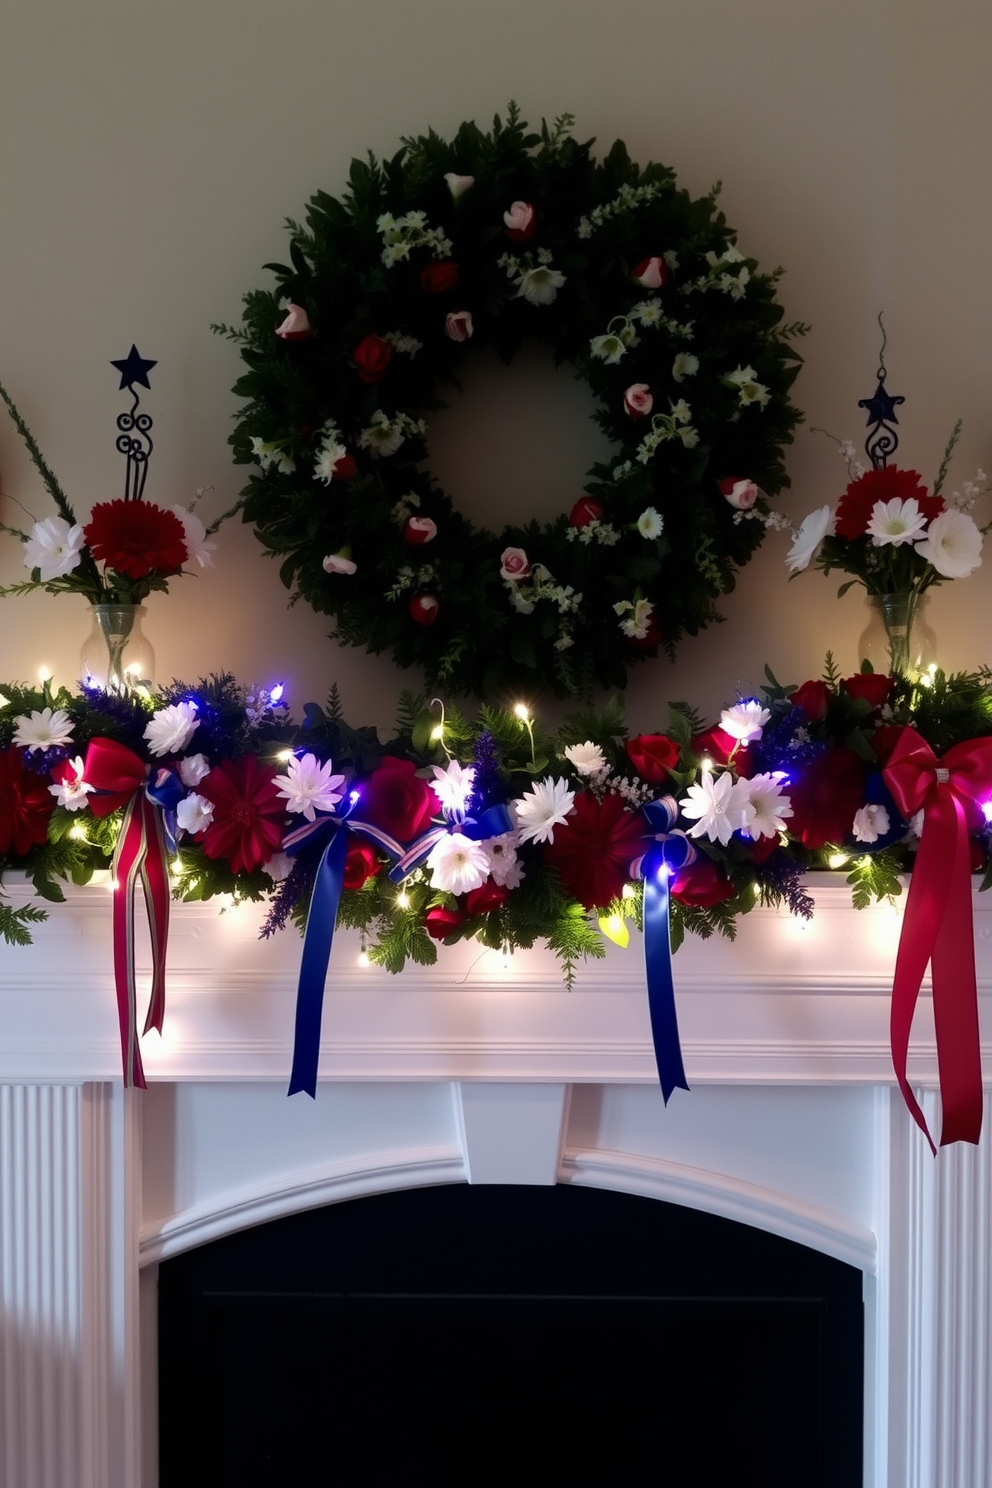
[84,500,188,579]
[0,746,56,857]
[196,756,286,874]
[543,791,648,910]
[835,466,942,541]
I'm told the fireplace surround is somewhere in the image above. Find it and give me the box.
[0,873,990,1485]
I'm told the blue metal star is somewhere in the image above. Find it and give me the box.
[111,345,157,392]
[858,377,904,427]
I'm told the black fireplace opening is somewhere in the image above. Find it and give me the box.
[158,1182,864,1488]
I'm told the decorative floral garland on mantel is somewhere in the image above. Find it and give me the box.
[215,106,805,696]
[2,664,991,1144]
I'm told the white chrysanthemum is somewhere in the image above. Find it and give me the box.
[483,831,524,888]
[720,700,771,743]
[273,752,346,822]
[742,772,793,839]
[679,770,752,845]
[786,506,833,572]
[915,509,983,579]
[867,497,927,547]
[14,707,74,753]
[171,506,216,568]
[47,756,93,812]
[178,752,211,787]
[853,802,891,844]
[637,507,664,539]
[144,702,200,758]
[564,741,607,777]
[516,266,566,306]
[431,760,476,816]
[672,353,699,382]
[425,831,490,895]
[176,792,214,836]
[23,517,85,582]
[314,437,348,483]
[512,776,575,845]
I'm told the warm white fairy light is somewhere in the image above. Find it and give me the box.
[396,890,410,909]
[37,666,53,684]
[827,852,850,868]
[69,824,88,841]
[276,749,294,763]
[429,724,445,742]
[699,755,714,774]
[513,703,530,722]
[621,883,636,900]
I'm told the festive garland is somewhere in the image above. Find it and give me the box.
[216,106,805,696]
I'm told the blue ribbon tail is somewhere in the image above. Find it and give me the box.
[288,826,348,1098]
[643,866,690,1104]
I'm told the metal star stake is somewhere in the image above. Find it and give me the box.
[111,345,157,500]
[857,320,904,470]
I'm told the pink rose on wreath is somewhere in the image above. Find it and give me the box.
[503,201,536,240]
[718,477,759,510]
[500,547,531,580]
[624,384,653,419]
[631,256,668,289]
[445,310,474,342]
[275,303,312,340]
[403,516,437,546]
[570,496,604,528]
[323,550,357,575]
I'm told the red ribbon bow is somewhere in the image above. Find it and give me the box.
[883,726,992,1150]
[84,737,171,1089]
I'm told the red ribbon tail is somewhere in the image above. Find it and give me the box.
[112,798,148,1090]
[140,799,171,1036]
[931,813,983,1146]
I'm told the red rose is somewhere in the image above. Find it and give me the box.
[671,858,736,908]
[353,334,393,384]
[359,757,436,843]
[197,756,286,874]
[691,727,754,779]
[425,904,466,940]
[503,201,536,240]
[788,680,831,722]
[420,262,460,294]
[631,256,668,289]
[787,747,868,849]
[625,734,680,784]
[331,453,358,481]
[569,497,603,528]
[343,839,380,891]
[83,500,188,579]
[842,673,894,709]
[543,791,647,910]
[835,466,942,540]
[0,746,56,856]
[408,593,439,626]
[466,879,509,916]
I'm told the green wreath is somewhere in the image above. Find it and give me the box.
[217,106,805,697]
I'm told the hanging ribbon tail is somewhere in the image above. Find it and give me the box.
[111,797,150,1089]
[140,797,171,1037]
[288,826,349,1098]
[642,854,690,1104]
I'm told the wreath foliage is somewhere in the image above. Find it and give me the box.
[218,106,805,696]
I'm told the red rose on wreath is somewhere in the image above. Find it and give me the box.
[466,879,509,916]
[835,466,941,540]
[671,858,736,908]
[197,756,286,874]
[420,262,460,294]
[84,500,188,579]
[343,839,381,891]
[0,746,56,856]
[625,733,680,784]
[425,904,467,940]
[788,680,831,722]
[842,673,894,709]
[360,756,436,843]
[408,594,439,626]
[569,497,603,528]
[787,746,868,849]
[331,453,358,481]
[543,791,647,909]
[353,334,393,384]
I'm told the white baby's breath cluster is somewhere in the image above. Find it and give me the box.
[383,331,423,357]
[576,182,666,238]
[566,519,620,547]
[684,244,751,300]
[358,409,426,459]
[635,401,699,463]
[391,492,421,523]
[377,210,452,267]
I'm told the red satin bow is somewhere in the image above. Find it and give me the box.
[84,737,170,1089]
[883,726,992,1150]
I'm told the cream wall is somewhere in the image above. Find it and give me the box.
[1,0,990,728]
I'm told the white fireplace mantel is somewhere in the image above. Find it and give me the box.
[1,874,990,1486]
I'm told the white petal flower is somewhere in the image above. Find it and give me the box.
[613,597,654,639]
[171,506,216,568]
[637,507,664,539]
[263,850,293,882]
[273,752,346,822]
[742,772,793,839]
[48,756,93,811]
[314,437,348,483]
[679,770,752,845]
[915,509,983,579]
[483,831,524,888]
[590,333,627,364]
[144,702,200,758]
[853,802,891,844]
[786,506,833,572]
[250,437,296,474]
[178,752,211,787]
[425,830,490,895]
[512,776,575,845]
[672,353,699,382]
[431,760,476,816]
[23,517,85,581]
[176,792,215,836]
[323,551,357,575]
[358,411,405,458]
[719,699,770,743]
[14,707,74,753]
[516,266,566,306]
[444,172,474,199]
[867,497,927,547]
[564,741,607,777]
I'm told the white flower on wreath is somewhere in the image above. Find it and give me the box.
[724,365,770,409]
[512,777,575,845]
[314,434,349,484]
[22,517,84,581]
[719,699,770,744]
[563,741,607,777]
[144,702,200,758]
[274,752,346,822]
[672,353,699,382]
[853,802,890,844]
[867,497,927,548]
[178,752,211,788]
[637,507,663,540]
[679,770,752,846]
[358,410,405,459]
[431,760,476,816]
[176,792,214,836]
[172,506,216,569]
[590,332,628,364]
[48,756,93,812]
[516,264,566,306]
[614,597,653,639]
[426,830,490,895]
[444,172,474,199]
[14,707,74,753]
[250,437,296,475]
[915,508,983,579]
[483,832,525,889]
[786,506,833,573]
[741,772,793,839]
[323,550,357,575]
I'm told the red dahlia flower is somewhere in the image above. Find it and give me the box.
[84,500,188,579]
[196,756,286,874]
[0,746,56,856]
[787,747,868,849]
[835,466,942,541]
[543,791,647,910]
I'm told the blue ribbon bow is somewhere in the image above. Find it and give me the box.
[635,796,697,1103]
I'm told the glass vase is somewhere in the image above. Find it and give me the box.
[79,604,156,692]
[857,593,936,679]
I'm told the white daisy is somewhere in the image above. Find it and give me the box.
[719,700,771,744]
[867,497,927,547]
[273,752,346,822]
[425,831,490,895]
[564,741,607,777]
[742,772,793,839]
[512,776,575,845]
[22,517,85,581]
[144,702,200,758]
[679,770,752,845]
[637,507,664,540]
[14,707,74,753]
